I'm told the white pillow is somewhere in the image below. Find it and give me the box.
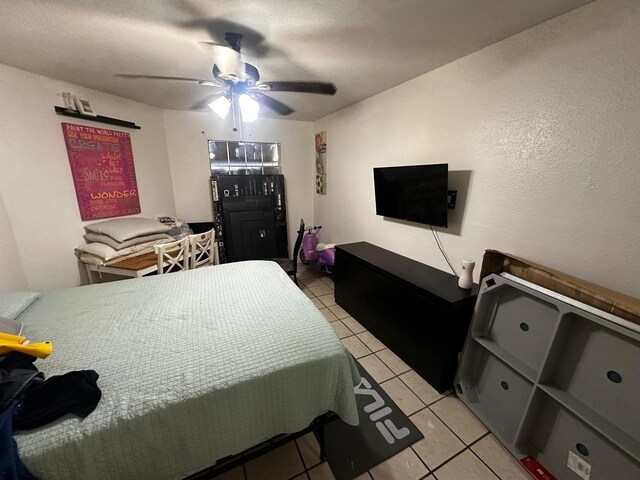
[79,252,106,266]
[0,291,42,320]
[76,238,171,263]
[83,232,172,250]
[75,242,117,260]
[84,218,171,242]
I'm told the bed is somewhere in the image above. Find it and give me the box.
[12,261,360,479]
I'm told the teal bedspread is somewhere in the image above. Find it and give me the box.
[15,261,359,479]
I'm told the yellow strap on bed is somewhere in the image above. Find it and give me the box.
[0,339,53,359]
[0,332,27,343]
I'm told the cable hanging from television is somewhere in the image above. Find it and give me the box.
[430,225,457,277]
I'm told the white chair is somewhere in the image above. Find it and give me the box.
[189,229,218,269]
[154,237,190,274]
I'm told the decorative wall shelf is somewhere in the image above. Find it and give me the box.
[54,106,141,130]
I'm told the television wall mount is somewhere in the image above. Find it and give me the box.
[447,190,457,209]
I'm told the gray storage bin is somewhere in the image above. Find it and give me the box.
[457,343,533,443]
[472,277,560,379]
[456,273,640,477]
[542,311,640,442]
[521,393,639,480]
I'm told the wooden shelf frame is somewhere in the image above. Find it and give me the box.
[54,106,141,129]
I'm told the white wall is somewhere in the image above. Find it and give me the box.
[163,110,314,254]
[314,0,640,298]
[0,190,27,291]
[0,64,176,291]
[0,62,314,292]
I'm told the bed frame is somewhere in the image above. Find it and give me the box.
[185,412,337,479]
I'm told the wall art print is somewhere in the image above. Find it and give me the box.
[315,130,327,194]
[62,122,141,221]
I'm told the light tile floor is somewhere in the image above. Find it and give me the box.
[218,265,532,480]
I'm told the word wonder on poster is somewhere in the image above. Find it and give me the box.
[62,122,141,220]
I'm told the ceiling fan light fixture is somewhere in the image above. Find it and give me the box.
[209,95,231,119]
[239,93,260,122]
[118,31,336,121]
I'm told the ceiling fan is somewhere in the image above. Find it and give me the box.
[117,32,337,122]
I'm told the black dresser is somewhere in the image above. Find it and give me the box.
[335,242,478,393]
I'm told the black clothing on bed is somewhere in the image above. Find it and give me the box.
[0,352,102,479]
[0,353,42,480]
[0,402,38,480]
[14,369,101,430]
[0,353,43,413]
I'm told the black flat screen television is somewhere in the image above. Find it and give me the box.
[374,164,448,227]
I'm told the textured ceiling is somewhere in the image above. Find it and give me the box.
[0,0,594,121]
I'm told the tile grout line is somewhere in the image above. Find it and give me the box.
[396,375,451,409]
[298,436,322,472]
[410,443,432,476]
[405,392,485,477]
[427,394,490,451]
[467,433,510,480]
[360,353,399,385]
[286,469,309,480]
[407,404,429,417]
[427,431,493,478]
[292,435,310,475]
[368,347,433,413]
[373,349,411,377]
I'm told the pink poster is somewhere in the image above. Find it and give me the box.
[62,122,141,221]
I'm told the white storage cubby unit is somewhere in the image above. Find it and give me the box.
[455,273,640,480]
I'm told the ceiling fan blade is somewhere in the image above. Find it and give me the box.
[244,63,260,82]
[199,41,230,49]
[191,96,219,110]
[116,74,224,88]
[258,81,337,95]
[251,92,295,116]
[183,18,269,57]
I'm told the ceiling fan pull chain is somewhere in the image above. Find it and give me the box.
[231,90,239,132]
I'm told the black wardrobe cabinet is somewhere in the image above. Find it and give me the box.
[334,242,478,393]
[211,174,289,263]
